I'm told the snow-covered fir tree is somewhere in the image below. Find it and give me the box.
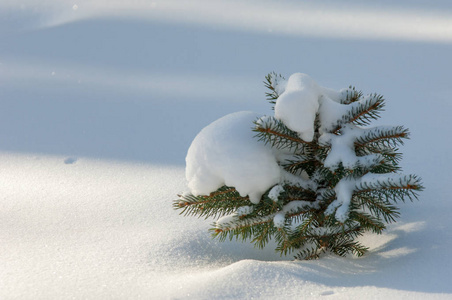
[174,73,423,260]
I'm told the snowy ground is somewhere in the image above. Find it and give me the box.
[1,1,452,299]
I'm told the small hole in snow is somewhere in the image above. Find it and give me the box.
[64,157,77,164]
[320,290,335,296]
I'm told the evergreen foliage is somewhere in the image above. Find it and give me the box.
[174,73,423,260]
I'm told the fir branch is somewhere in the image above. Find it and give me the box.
[291,211,319,234]
[283,185,318,203]
[264,72,286,109]
[281,154,322,177]
[355,126,409,149]
[281,170,318,191]
[331,93,385,133]
[293,225,366,259]
[330,240,368,257]
[278,212,322,251]
[251,222,277,249]
[349,211,386,234]
[348,94,385,126]
[339,86,363,104]
[294,246,326,260]
[214,214,275,234]
[212,216,277,249]
[274,226,299,256]
[175,186,250,219]
[355,194,400,223]
[317,187,337,204]
[315,224,364,242]
[355,174,424,202]
[357,146,403,171]
[254,116,310,151]
[214,199,318,238]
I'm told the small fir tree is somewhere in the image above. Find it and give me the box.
[174,72,423,260]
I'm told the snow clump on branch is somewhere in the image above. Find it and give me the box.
[185,111,281,204]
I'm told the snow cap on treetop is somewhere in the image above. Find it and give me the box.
[275,74,318,141]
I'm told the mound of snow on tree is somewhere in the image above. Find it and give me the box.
[186,111,281,204]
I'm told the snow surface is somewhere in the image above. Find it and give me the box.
[1,1,452,299]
